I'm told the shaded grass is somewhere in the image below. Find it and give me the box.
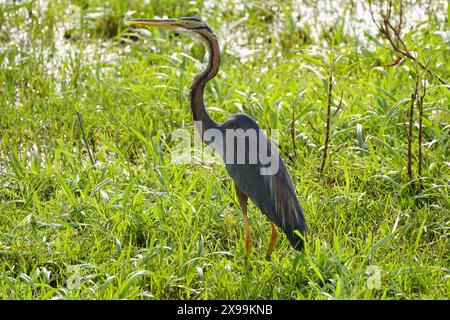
[0,0,449,299]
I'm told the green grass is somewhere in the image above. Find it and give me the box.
[0,0,449,299]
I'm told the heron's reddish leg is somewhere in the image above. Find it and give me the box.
[266,221,279,261]
[235,184,251,259]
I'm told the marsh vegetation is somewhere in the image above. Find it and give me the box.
[0,0,449,299]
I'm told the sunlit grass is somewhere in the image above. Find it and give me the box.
[0,0,449,299]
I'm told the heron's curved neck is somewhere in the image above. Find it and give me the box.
[189,32,220,137]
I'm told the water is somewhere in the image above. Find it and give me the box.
[202,0,448,61]
[1,0,448,71]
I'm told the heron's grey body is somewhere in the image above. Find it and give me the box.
[219,114,307,250]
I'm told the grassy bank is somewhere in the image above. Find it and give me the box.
[0,0,449,299]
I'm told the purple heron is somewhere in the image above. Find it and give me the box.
[128,17,308,260]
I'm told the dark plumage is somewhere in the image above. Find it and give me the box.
[221,114,308,250]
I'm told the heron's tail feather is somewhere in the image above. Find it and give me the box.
[270,171,308,251]
[282,197,307,251]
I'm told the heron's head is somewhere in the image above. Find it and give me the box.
[127,17,214,36]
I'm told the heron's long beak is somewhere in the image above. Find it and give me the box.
[127,18,178,29]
